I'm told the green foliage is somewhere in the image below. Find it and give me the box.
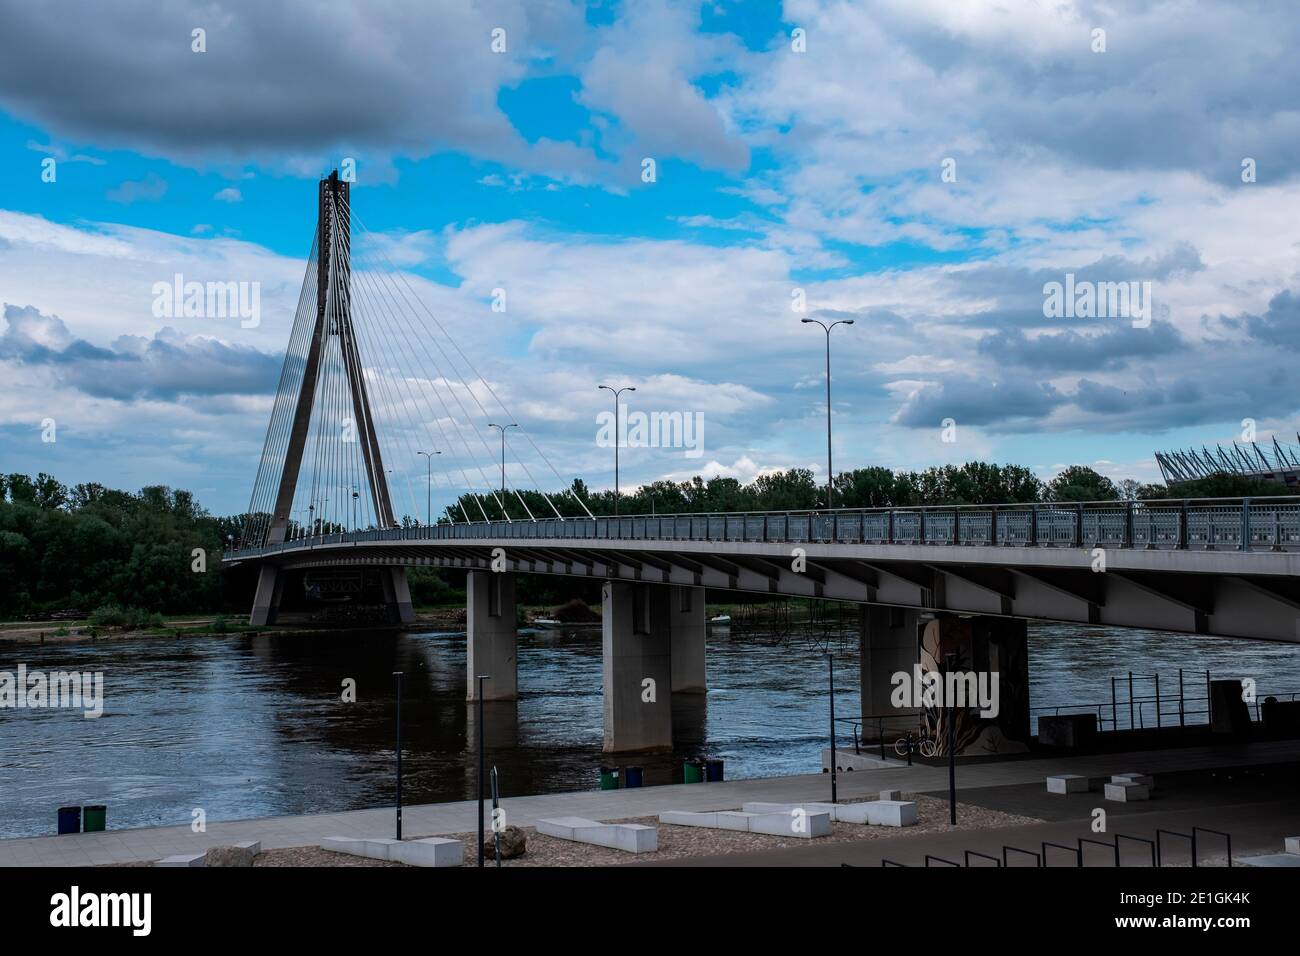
[1046,466,1119,502]
[1166,473,1292,499]
[0,475,229,618]
[87,604,165,629]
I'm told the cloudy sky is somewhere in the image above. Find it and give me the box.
[1,0,1298,517]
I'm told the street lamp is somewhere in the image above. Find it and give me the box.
[597,384,635,516]
[417,450,441,526]
[487,424,517,498]
[351,486,359,533]
[800,318,854,509]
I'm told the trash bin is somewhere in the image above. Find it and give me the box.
[683,761,704,784]
[624,766,644,788]
[599,766,620,790]
[705,759,724,783]
[57,806,80,835]
[83,805,106,832]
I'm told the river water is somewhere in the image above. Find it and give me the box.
[2,624,1299,838]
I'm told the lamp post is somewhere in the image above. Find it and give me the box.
[827,653,837,804]
[351,486,358,532]
[800,318,854,509]
[417,450,440,527]
[475,674,490,867]
[486,424,517,498]
[393,670,404,840]
[597,384,635,516]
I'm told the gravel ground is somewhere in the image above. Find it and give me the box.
[102,794,1041,867]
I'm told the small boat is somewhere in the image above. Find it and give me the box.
[530,618,567,629]
[708,614,731,626]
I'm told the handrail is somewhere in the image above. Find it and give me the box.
[225,495,1300,560]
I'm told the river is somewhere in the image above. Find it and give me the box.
[2,623,1298,838]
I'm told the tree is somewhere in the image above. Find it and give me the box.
[1047,466,1118,502]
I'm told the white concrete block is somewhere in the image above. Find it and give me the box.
[537,817,657,853]
[320,836,401,861]
[234,840,262,854]
[664,806,832,838]
[740,800,915,827]
[1111,772,1153,787]
[860,800,918,827]
[155,853,206,867]
[1284,836,1299,855]
[747,810,832,838]
[879,789,902,801]
[390,837,463,868]
[1104,782,1150,802]
[1047,773,1089,794]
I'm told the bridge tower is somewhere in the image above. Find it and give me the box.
[248,171,413,625]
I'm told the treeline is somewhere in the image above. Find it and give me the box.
[439,462,1287,523]
[0,473,237,618]
[2,463,1287,619]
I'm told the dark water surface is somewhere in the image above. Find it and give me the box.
[2,624,1299,838]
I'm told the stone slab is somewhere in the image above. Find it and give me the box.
[1284,836,1299,855]
[536,816,657,853]
[390,837,463,868]
[1046,774,1089,794]
[662,808,830,838]
[1103,782,1150,802]
[740,799,916,827]
[1111,772,1153,787]
[154,853,205,867]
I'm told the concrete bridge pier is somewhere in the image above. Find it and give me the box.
[668,585,707,693]
[466,571,518,701]
[602,580,674,753]
[249,565,285,626]
[859,605,923,738]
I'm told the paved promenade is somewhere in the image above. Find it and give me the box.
[2,740,1297,866]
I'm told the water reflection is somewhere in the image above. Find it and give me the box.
[0,623,1297,838]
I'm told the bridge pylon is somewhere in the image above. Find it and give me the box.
[245,170,413,626]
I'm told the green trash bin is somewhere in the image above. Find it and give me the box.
[83,805,106,832]
[598,767,620,790]
[683,761,704,784]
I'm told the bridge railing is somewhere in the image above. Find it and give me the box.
[224,495,1300,559]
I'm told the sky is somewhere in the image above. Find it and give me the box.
[1,0,1299,519]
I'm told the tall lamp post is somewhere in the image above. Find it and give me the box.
[597,384,635,516]
[417,450,440,527]
[800,318,854,509]
[486,424,517,498]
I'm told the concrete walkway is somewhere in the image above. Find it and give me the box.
[3,740,1298,866]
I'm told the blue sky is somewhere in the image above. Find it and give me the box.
[2,0,1299,518]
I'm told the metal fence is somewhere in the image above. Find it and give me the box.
[226,496,1300,559]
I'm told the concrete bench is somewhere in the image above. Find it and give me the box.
[1103,781,1150,802]
[741,799,917,827]
[661,808,831,838]
[1111,772,1153,787]
[155,853,206,867]
[320,835,463,866]
[1046,773,1089,794]
[536,817,657,853]
[1285,836,1299,855]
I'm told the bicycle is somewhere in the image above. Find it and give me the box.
[894,732,938,760]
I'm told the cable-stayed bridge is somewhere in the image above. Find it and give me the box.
[224,173,1300,751]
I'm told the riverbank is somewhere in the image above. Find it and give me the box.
[5,739,1296,867]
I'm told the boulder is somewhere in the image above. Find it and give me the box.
[483,825,527,860]
[205,844,259,867]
